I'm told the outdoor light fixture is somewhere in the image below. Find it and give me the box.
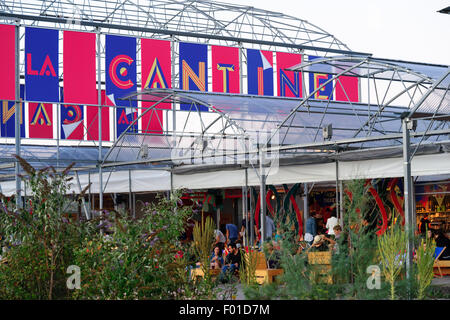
[407,119,417,131]
[139,144,149,159]
[323,124,333,140]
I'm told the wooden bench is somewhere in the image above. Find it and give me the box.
[433,247,450,277]
[434,260,450,277]
[254,251,283,285]
[307,251,333,284]
[190,266,221,281]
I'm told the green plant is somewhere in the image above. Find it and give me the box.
[377,222,407,300]
[0,156,90,299]
[416,233,436,299]
[239,247,258,286]
[192,214,215,283]
[73,192,196,299]
[330,179,381,299]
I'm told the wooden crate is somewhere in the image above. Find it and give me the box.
[307,251,332,265]
[190,267,220,281]
[250,252,284,285]
[434,260,450,277]
[310,265,333,284]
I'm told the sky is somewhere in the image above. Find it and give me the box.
[223,0,450,66]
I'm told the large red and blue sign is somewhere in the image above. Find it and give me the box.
[247,49,273,96]
[308,55,333,100]
[0,24,15,101]
[179,42,208,111]
[63,31,97,105]
[212,45,240,94]
[0,26,363,142]
[106,34,137,138]
[141,38,172,134]
[86,90,110,141]
[0,84,25,138]
[29,102,53,139]
[25,27,59,103]
[277,51,302,98]
[336,75,359,102]
[60,87,84,140]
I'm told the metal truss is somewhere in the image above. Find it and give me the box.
[0,0,448,201]
[0,0,363,91]
[0,0,362,180]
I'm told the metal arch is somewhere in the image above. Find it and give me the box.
[0,0,354,53]
[407,68,450,118]
[265,56,438,148]
[101,89,248,165]
[101,93,175,164]
[407,68,450,159]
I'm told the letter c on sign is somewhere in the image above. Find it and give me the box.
[109,54,134,89]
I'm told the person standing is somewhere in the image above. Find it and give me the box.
[240,210,256,245]
[418,213,431,235]
[263,214,276,241]
[305,212,319,245]
[226,223,238,245]
[326,210,338,237]
[214,229,226,252]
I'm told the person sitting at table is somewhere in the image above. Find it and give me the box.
[433,231,450,260]
[209,245,224,269]
[310,235,329,252]
[219,243,241,283]
[265,242,281,269]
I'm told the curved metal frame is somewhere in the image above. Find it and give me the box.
[264,56,447,150]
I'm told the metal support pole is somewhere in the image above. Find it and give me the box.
[402,117,415,295]
[250,186,254,247]
[171,35,176,134]
[216,208,221,230]
[259,150,266,245]
[243,168,249,247]
[132,192,136,219]
[97,27,103,212]
[170,168,173,198]
[303,183,309,233]
[88,171,91,211]
[76,172,90,220]
[339,180,344,226]
[128,170,132,216]
[23,180,27,209]
[14,21,21,208]
[335,159,340,219]
[113,193,117,211]
[238,42,243,94]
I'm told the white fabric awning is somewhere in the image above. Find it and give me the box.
[1,153,449,196]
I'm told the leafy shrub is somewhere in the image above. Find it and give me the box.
[0,156,90,299]
[72,193,197,299]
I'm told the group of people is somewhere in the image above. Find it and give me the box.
[207,211,277,283]
[209,228,243,283]
[207,209,343,282]
[304,209,342,251]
